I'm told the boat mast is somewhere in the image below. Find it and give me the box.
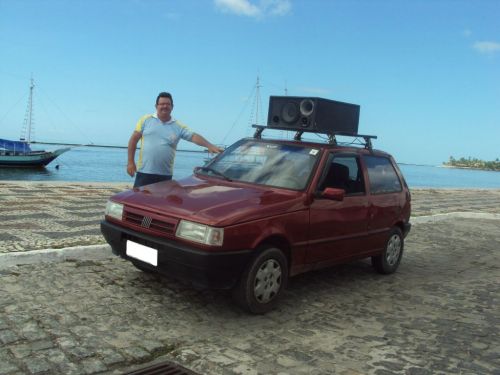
[255,76,262,125]
[20,77,35,143]
[249,75,264,127]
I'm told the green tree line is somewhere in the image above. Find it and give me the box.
[444,156,500,171]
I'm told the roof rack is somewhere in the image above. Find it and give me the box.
[251,125,377,150]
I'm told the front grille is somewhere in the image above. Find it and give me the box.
[124,209,176,236]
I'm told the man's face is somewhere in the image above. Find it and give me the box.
[156,97,173,120]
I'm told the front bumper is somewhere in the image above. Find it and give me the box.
[100,220,252,289]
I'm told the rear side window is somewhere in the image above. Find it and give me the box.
[364,155,402,194]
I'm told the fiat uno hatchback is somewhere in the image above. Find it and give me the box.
[101,96,411,313]
[101,134,411,313]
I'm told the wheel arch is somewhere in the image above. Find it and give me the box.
[255,235,292,270]
[394,220,406,235]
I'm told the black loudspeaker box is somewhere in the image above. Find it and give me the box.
[267,96,360,135]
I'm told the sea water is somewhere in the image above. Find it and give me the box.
[0,146,499,189]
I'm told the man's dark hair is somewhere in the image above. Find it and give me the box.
[156,92,173,106]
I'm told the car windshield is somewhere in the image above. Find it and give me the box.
[198,139,320,190]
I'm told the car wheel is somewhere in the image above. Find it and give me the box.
[233,247,288,314]
[372,227,404,274]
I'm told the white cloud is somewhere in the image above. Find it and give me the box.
[215,0,260,16]
[473,41,500,54]
[214,0,291,18]
[264,0,291,16]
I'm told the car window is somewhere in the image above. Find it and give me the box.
[318,155,365,195]
[200,139,320,190]
[364,155,402,194]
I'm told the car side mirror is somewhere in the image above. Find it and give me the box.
[322,187,345,201]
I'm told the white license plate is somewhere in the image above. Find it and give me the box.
[126,240,158,266]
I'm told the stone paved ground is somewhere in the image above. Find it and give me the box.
[0,182,499,374]
[0,182,129,253]
[1,219,499,375]
[1,181,499,253]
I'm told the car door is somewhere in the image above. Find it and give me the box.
[307,153,371,267]
[363,154,405,250]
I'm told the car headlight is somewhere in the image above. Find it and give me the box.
[176,220,224,246]
[105,201,124,221]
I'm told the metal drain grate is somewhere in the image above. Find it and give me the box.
[122,361,200,375]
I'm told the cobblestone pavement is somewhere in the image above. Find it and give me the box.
[0,182,500,374]
[0,182,130,253]
[1,181,499,253]
[1,218,499,374]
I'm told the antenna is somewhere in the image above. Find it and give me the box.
[255,75,262,125]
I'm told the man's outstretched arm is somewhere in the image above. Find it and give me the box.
[191,133,223,153]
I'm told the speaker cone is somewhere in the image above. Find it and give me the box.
[300,99,314,116]
[281,102,300,124]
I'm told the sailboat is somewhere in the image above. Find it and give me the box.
[0,78,70,168]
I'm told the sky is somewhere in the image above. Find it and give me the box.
[0,0,499,165]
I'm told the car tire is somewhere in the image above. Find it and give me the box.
[372,227,404,274]
[232,247,288,314]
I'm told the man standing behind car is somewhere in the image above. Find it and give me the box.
[127,92,222,188]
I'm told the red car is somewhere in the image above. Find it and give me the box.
[101,135,411,313]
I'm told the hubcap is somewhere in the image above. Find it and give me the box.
[254,259,282,303]
[386,234,402,266]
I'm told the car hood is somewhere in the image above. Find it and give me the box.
[112,175,306,226]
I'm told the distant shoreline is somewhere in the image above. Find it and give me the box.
[441,164,500,172]
[398,162,436,167]
[443,157,500,172]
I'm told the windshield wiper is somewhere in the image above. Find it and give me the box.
[196,166,232,181]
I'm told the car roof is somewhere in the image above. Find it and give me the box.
[241,137,393,158]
